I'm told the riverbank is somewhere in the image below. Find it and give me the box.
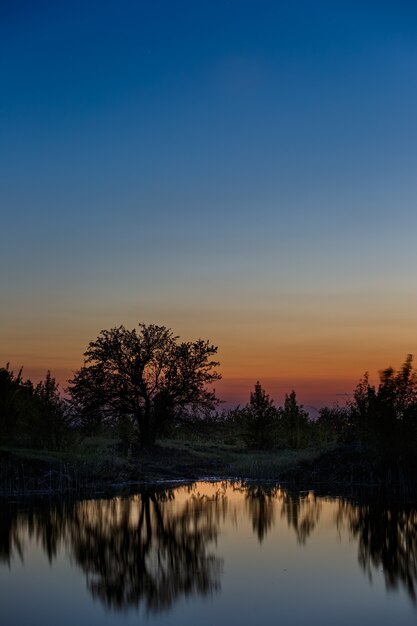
[1,439,416,497]
[0,440,336,496]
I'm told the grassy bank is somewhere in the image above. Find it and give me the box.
[0,438,338,496]
[3,433,416,497]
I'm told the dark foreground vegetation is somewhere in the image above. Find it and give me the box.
[2,323,417,494]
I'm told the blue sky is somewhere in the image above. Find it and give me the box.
[1,1,417,405]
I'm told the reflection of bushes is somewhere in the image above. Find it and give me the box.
[278,490,321,545]
[242,483,321,544]
[338,500,417,603]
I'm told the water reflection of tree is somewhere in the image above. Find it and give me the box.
[0,500,70,565]
[278,490,321,544]
[5,483,417,611]
[0,488,224,614]
[338,500,417,603]
[70,490,223,612]
[242,484,321,544]
[0,502,24,565]
[244,485,278,542]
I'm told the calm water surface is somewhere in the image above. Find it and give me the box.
[1,481,417,625]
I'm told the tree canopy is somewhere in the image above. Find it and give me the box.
[241,381,279,449]
[281,390,309,449]
[350,354,417,465]
[68,323,221,446]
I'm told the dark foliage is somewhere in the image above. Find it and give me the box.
[280,390,310,449]
[0,365,69,449]
[314,405,351,444]
[68,323,221,446]
[349,355,417,475]
[241,382,279,449]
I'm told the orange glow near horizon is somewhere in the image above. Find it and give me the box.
[2,289,417,408]
[4,338,415,409]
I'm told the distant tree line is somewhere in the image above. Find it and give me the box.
[1,322,417,477]
[228,383,311,450]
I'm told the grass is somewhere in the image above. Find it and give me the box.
[153,438,338,479]
[0,436,338,495]
[224,443,338,479]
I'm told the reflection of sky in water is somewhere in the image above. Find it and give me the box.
[1,483,416,626]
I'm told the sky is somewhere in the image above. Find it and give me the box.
[1,0,417,409]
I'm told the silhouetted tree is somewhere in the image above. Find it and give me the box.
[280,390,309,449]
[242,382,278,449]
[350,355,417,472]
[0,365,68,448]
[314,405,351,443]
[350,372,378,442]
[32,371,68,448]
[0,365,32,444]
[68,323,221,446]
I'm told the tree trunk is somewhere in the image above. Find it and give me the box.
[137,398,155,447]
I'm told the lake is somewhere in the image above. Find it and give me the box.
[1,481,416,625]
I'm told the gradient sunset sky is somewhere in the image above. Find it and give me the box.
[1,1,417,409]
